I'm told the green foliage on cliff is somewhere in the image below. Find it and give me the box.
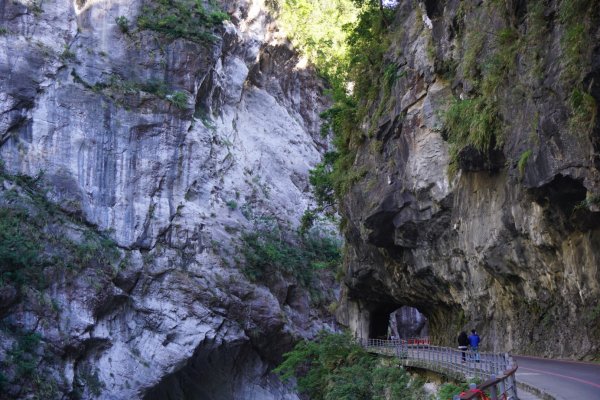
[444,97,502,172]
[0,168,120,291]
[444,5,522,171]
[0,325,60,398]
[275,332,426,400]
[558,0,597,137]
[275,1,396,209]
[137,0,229,43]
[517,149,532,177]
[437,382,470,400]
[444,0,598,172]
[559,0,594,84]
[240,220,341,288]
[0,166,121,398]
[275,0,357,84]
[0,208,45,287]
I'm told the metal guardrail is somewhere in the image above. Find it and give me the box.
[360,338,519,400]
[458,367,518,400]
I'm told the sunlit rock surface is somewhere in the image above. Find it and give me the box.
[0,0,335,398]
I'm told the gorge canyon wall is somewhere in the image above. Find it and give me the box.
[0,0,335,398]
[337,0,600,360]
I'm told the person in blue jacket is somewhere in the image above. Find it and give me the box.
[468,329,481,362]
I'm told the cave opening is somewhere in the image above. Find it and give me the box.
[368,304,429,340]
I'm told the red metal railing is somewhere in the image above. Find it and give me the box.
[458,366,518,400]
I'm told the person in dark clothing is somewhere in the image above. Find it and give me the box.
[468,329,481,362]
[457,331,469,362]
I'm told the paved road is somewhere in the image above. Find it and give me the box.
[514,355,600,400]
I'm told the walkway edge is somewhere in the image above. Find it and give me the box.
[517,381,556,400]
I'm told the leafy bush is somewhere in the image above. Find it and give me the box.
[115,16,129,33]
[558,0,593,84]
[308,152,338,213]
[0,208,45,287]
[275,332,425,400]
[137,0,229,43]
[443,7,523,171]
[168,91,189,109]
[557,0,596,137]
[444,97,502,172]
[6,331,42,379]
[60,47,77,62]
[276,1,396,209]
[568,86,597,136]
[240,221,341,288]
[437,382,470,400]
[517,149,532,177]
[0,170,120,291]
[225,200,238,211]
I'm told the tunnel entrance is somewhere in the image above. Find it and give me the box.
[369,305,429,340]
[369,304,399,339]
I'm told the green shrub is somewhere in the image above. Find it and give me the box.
[115,16,130,33]
[461,30,485,81]
[382,62,400,93]
[0,208,44,287]
[481,27,519,97]
[0,170,120,291]
[559,0,593,84]
[278,1,395,208]
[275,0,358,84]
[443,10,524,171]
[137,0,229,43]
[557,0,596,137]
[568,87,597,136]
[438,382,470,400]
[444,97,502,171]
[517,149,532,177]
[299,209,317,234]
[139,79,169,97]
[225,200,238,211]
[168,91,189,109]
[525,0,548,80]
[275,332,425,400]
[8,332,42,379]
[309,152,337,213]
[240,222,341,288]
[60,47,77,62]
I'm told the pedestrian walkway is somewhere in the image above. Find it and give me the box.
[360,338,518,399]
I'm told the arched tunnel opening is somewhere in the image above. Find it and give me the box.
[369,304,429,340]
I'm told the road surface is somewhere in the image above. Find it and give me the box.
[514,355,600,400]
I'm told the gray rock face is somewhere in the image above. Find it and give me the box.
[390,306,429,339]
[0,0,334,398]
[337,1,600,359]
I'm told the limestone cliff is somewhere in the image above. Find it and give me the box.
[0,0,336,398]
[337,0,600,360]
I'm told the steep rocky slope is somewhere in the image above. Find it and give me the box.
[337,0,600,360]
[0,0,336,398]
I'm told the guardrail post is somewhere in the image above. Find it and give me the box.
[498,377,505,398]
[490,374,497,400]
[510,371,518,399]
